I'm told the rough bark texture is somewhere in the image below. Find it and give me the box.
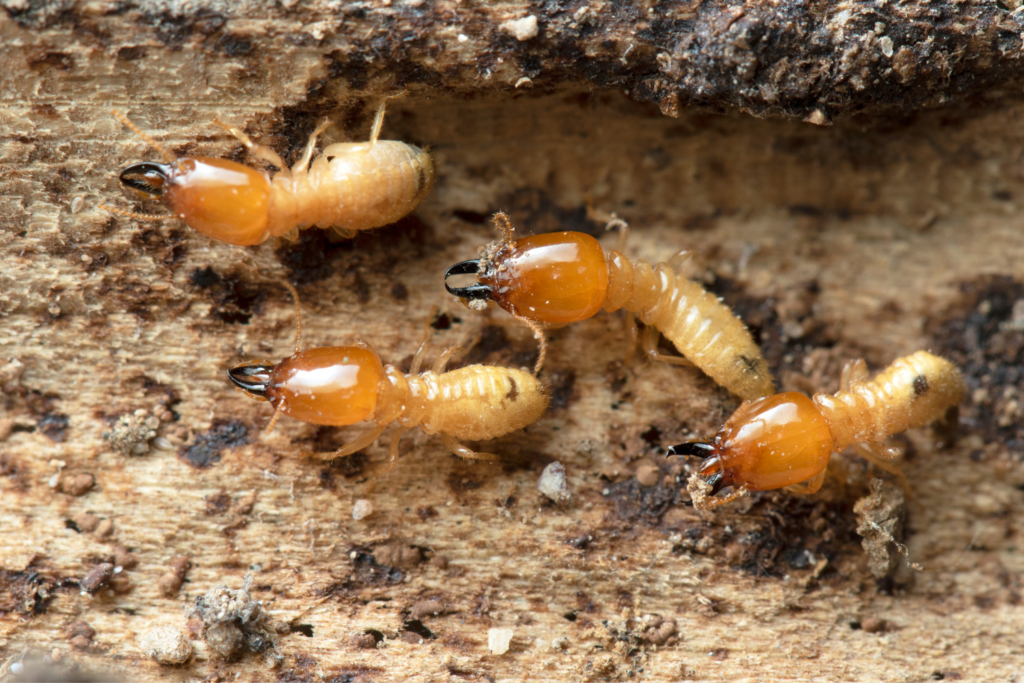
[2,1,1024,682]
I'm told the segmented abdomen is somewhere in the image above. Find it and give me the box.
[268,142,434,237]
[813,350,964,451]
[607,253,774,400]
[422,365,548,441]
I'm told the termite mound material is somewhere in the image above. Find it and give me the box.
[2,2,1024,682]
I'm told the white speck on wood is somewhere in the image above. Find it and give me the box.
[501,15,538,41]
[352,499,373,520]
[488,627,514,655]
[538,461,570,502]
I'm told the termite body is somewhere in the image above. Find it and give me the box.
[445,213,774,400]
[668,350,964,510]
[107,100,434,246]
[229,285,548,479]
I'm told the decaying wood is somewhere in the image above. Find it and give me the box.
[2,1,1024,681]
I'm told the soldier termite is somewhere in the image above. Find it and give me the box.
[444,212,774,400]
[228,283,548,482]
[667,350,965,510]
[103,97,434,246]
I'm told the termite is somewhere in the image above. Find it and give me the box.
[667,350,964,510]
[228,283,548,480]
[103,97,434,246]
[444,212,774,400]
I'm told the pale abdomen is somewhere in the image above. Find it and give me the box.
[635,263,775,400]
[814,350,965,451]
[267,141,434,237]
[423,365,548,441]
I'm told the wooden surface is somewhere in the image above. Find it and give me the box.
[2,1,1024,681]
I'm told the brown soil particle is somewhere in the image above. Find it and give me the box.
[79,563,113,593]
[72,511,100,533]
[641,616,678,646]
[373,544,424,570]
[158,555,192,597]
[64,620,96,649]
[109,573,133,595]
[860,617,894,634]
[94,518,114,539]
[59,473,95,497]
[349,633,377,650]
[187,574,280,659]
[635,464,661,488]
[112,545,138,570]
[409,599,444,620]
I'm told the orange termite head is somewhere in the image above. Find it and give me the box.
[113,110,273,246]
[228,359,277,402]
[668,393,834,500]
[118,156,272,246]
[444,229,609,324]
[667,440,729,496]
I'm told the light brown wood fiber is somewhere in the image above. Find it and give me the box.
[2,2,1024,682]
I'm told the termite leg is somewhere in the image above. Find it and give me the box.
[440,432,499,462]
[698,485,750,510]
[431,345,464,375]
[410,307,439,375]
[292,117,331,175]
[840,358,869,392]
[641,325,694,367]
[329,226,357,240]
[668,249,692,271]
[853,441,915,501]
[280,280,303,354]
[322,424,388,460]
[785,468,827,495]
[410,340,429,375]
[211,119,289,174]
[369,91,406,147]
[585,201,629,251]
[605,215,630,253]
[365,427,408,493]
[368,100,386,147]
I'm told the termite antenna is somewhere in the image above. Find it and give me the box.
[111,110,176,165]
[98,204,172,221]
[512,313,547,375]
[491,211,515,242]
[264,398,286,435]
[280,280,303,354]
